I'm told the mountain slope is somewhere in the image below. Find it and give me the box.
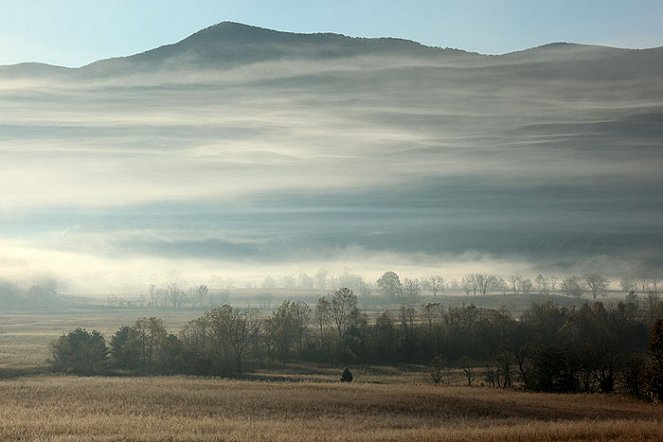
[1,22,661,79]
[82,22,468,74]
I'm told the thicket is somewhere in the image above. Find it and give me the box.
[52,288,663,399]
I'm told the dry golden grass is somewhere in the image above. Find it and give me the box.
[0,376,661,441]
[1,310,662,441]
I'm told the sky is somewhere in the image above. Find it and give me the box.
[0,2,662,296]
[1,0,663,67]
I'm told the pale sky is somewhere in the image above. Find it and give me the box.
[1,0,663,67]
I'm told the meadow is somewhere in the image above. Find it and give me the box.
[0,376,662,441]
[1,308,662,441]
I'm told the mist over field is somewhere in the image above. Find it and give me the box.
[1,22,662,293]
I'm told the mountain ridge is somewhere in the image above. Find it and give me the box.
[81,21,468,73]
[0,22,661,74]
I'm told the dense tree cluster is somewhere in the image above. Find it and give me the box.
[52,288,663,399]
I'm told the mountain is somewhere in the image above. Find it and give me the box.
[0,22,661,79]
[0,62,71,78]
[81,22,469,74]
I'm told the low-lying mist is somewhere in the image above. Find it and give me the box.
[1,27,662,294]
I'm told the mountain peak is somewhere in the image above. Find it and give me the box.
[81,21,457,72]
[188,21,284,42]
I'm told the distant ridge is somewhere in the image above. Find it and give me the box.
[0,22,661,77]
[82,21,468,73]
[0,62,71,77]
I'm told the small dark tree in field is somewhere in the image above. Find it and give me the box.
[340,367,353,382]
[52,328,107,375]
[648,319,663,402]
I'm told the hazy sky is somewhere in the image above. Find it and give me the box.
[1,0,663,67]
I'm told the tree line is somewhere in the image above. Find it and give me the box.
[53,287,663,401]
[101,270,663,310]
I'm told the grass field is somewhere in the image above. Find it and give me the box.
[0,376,661,441]
[1,309,662,441]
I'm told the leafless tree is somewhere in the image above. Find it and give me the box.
[510,275,522,296]
[521,279,533,296]
[584,273,610,299]
[534,274,549,294]
[403,278,421,301]
[561,275,585,297]
[330,288,359,337]
[207,305,261,371]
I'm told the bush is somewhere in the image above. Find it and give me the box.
[52,328,108,375]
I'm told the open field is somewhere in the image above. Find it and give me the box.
[0,376,661,441]
[2,308,662,441]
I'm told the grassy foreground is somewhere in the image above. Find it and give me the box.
[0,376,661,441]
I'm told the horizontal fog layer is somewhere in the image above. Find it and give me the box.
[1,22,662,293]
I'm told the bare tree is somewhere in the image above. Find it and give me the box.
[166,282,185,308]
[549,276,559,293]
[509,275,522,296]
[330,288,359,337]
[495,277,508,295]
[534,274,549,295]
[459,356,475,386]
[421,302,442,334]
[462,275,474,296]
[207,305,261,372]
[561,275,585,297]
[521,279,533,296]
[403,278,421,301]
[584,273,610,299]
[620,277,637,293]
[473,273,496,296]
[428,275,445,296]
[399,305,416,334]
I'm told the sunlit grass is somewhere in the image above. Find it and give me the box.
[1,310,662,440]
[0,376,660,441]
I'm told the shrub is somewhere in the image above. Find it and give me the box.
[52,328,108,375]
